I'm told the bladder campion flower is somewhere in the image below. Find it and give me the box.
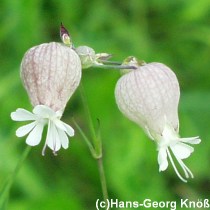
[115,59,201,182]
[11,42,82,155]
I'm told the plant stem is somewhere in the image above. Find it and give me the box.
[0,146,31,209]
[93,64,137,70]
[72,118,97,158]
[79,84,101,156]
[99,60,122,65]
[77,83,109,206]
[97,158,109,204]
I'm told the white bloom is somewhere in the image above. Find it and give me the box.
[11,105,74,155]
[11,42,81,154]
[115,62,201,182]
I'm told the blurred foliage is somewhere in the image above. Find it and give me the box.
[0,0,210,209]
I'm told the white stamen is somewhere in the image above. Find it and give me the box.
[41,143,47,156]
[166,148,187,183]
[174,153,194,179]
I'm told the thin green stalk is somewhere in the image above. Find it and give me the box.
[97,158,109,205]
[72,118,97,158]
[92,64,137,70]
[74,118,108,201]
[76,84,109,206]
[98,60,122,65]
[79,84,101,156]
[0,146,31,209]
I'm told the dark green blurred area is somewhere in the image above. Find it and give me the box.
[0,0,210,209]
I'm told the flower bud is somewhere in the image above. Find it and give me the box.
[75,46,96,69]
[21,42,81,112]
[75,45,112,69]
[115,62,201,182]
[60,23,72,47]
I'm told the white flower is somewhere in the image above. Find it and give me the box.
[11,105,74,155]
[115,61,201,182]
[157,122,200,182]
[11,42,81,154]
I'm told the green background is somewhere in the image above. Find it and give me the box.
[0,0,209,209]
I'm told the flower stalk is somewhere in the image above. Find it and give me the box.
[97,158,109,206]
[73,84,109,207]
[75,45,138,71]
[79,84,102,157]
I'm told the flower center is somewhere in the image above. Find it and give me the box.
[156,123,199,182]
[157,124,178,149]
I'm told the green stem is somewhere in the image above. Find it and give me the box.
[97,158,109,206]
[72,118,98,158]
[74,119,108,205]
[0,146,31,208]
[92,64,137,70]
[97,60,122,65]
[79,84,100,155]
[77,84,109,205]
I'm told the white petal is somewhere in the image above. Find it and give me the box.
[16,121,37,137]
[53,118,67,131]
[62,122,74,137]
[181,137,201,144]
[170,142,194,159]
[26,122,45,146]
[57,128,69,149]
[33,105,56,118]
[158,147,168,171]
[54,119,74,138]
[45,121,53,149]
[11,108,36,121]
[46,121,61,152]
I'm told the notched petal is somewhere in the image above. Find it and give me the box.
[33,105,56,118]
[62,122,74,137]
[11,108,36,121]
[26,123,45,146]
[16,121,37,137]
[53,118,67,131]
[57,128,69,149]
[181,136,201,145]
[46,122,61,152]
[171,142,194,159]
